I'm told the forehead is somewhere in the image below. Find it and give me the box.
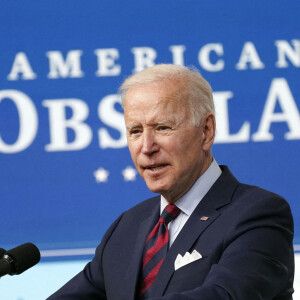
[123,81,189,120]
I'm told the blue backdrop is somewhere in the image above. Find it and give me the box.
[1,0,299,257]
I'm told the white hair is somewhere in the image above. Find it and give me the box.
[119,64,214,126]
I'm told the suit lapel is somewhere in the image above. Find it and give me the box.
[149,166,238,297]
[126,198,160,300]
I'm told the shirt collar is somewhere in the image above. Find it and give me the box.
[161,159,222,216]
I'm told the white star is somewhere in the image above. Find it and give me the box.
[94,167,109,183]
[122,166,138,181]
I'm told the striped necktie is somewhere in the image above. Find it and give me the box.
[139,204,181,298]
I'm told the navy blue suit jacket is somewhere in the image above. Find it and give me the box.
[48,166,294,299]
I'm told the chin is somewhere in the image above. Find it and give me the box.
[145,180,171,195]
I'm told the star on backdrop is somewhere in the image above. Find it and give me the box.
[93,167,109,183]
[93,166,138,183]
[122,166,138,181]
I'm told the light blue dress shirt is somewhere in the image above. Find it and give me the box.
[160,159,222,247]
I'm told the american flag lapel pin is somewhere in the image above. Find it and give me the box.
[200,216,209,221]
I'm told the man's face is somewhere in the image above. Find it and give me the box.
[123,81,213,203]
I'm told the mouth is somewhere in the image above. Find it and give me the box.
[143,164,169,172]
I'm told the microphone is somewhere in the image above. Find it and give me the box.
[0,248,6,259]
[0,243,40,277]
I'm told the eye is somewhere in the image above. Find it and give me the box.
[157,125,171,132]
[129,128,142,136]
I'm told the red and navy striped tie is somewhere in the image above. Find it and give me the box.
[139,204,181,298]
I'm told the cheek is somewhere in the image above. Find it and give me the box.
[127,139,138,155]
[169,141,192,160]
[130,150,138,164]
[128,145,144,173]
[172,143,202,169]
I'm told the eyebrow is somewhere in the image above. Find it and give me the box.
[126,125,136,131]
[156,120,173,125]
[126,120,176,131]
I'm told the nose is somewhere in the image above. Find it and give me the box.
[141,130,159,155]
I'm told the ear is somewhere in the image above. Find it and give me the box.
[202,113,216,151]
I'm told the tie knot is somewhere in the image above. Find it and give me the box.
[159,204,181,225]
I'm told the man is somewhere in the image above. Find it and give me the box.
[48,64,294,299]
